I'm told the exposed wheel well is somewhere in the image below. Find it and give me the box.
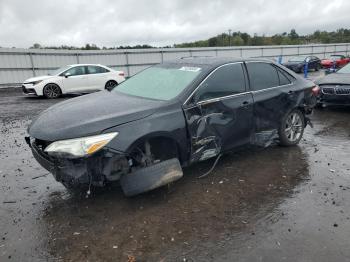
[128,136,181,167]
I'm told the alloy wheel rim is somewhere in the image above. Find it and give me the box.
[45,84,59,98]
[285,113,303,142]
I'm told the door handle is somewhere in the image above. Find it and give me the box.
[241,101,250,109]
[288,90,294,95]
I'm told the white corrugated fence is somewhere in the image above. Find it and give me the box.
[0,43,349,86]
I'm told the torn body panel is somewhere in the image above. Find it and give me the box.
[30,138,129,187]
[183,93,254,163]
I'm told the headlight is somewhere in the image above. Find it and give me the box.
[31,80,43,85]
[44,132,118,158]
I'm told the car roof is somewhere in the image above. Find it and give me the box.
[67,64,108,67]
[164,56,273,68]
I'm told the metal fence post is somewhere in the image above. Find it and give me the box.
[125,52,130,77]
[29,52,36,77]
[160,50,164,62]
[76,53,80,64]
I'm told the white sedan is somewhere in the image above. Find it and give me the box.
[22,64,125,98]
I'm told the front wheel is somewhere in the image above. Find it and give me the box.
[43,83,61,99]
[278,109,305,146]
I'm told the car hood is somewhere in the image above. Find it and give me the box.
[28,91,164,141]
[24,75,52,83]
[316,73,350,85]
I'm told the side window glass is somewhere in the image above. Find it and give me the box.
[87,66,109,74]
[277,68,291,86]
[65,66,85,76]
[87,66,99,74]
[194,63,246,102]
[246,62,279,91]
[99,66,109,73]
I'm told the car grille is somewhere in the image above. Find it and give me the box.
[321,85,350,95]
[322,87,335,94]
[335,88,350,95]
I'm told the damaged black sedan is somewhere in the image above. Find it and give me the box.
[26,57,318,196]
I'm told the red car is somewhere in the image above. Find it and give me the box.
[321,54,350,68]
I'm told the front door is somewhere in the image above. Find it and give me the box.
[183,63,254,163]
[61,66,89,93]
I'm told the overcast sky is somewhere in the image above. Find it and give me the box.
[0,0,348,48]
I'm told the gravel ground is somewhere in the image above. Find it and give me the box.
[1,71,350,261]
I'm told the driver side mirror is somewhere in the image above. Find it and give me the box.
[63,72,72,78]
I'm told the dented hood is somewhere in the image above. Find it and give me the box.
[28,91,163,141]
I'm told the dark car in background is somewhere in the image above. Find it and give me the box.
[315,63,350,107]
[321,54,350,68]
[283,56,321,73]
[26,57,318,197]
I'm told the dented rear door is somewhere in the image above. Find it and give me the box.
[183,62,254,163]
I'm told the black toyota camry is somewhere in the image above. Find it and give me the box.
[26,57,318,196]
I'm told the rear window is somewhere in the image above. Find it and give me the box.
[276,68,292,85]
[246,62,279,91]
[114,66,201,100]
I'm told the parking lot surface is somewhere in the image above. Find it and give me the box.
[1,71,350,261]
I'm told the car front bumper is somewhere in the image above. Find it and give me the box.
[22,85,38,95]
[319,87,350,106]
[26,137,129,188]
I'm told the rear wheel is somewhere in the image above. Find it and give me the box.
[105,80,118,91]
[43,83,61,99]
[278,109,305,146]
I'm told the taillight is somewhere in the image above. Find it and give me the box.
[312,85,320,96]
[118,71,125,77]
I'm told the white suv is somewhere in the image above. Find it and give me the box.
[22,64,125,98]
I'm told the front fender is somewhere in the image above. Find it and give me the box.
[104,106,189,163]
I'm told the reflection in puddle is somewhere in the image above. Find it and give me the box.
[43,145,310,261]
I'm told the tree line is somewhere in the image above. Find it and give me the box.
[28,28,350,50]
[175,28,350,48]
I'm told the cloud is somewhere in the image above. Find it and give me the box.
[0,0,349,48]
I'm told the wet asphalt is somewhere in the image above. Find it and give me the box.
[1,71,350,261]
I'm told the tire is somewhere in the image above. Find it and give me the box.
[43,83,61,99]
[105,80,118,91]
[120,158,183,197]
[278,109,305,146]
[315,64,321,71]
